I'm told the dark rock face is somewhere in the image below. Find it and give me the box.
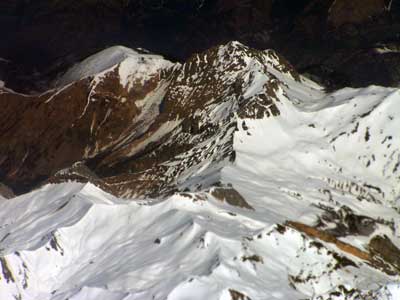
[328,0,387,28]
[274,0,400,90]
[1,0,399,92]
[317,206,378,237]
[0,80,96,193]
[0,183,15,199]
[0,53,168,194]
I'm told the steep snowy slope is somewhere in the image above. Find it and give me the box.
[55,46,171,88]
[0,181,399,300]
[1,42,400,300]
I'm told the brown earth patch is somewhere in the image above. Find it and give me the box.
[0,183,15,199]
[229,289,252,300]
[369,235,400,273]
[211,187,254,210]
[287,221,371,261]
[287,221,400,275]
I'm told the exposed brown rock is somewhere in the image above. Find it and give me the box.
[0,60,163,193]
[211,187,254,210]
[47,163,117,196]
[92,42,286,198]
[0,183,15,199]
[229,289,252,300]
[0,82,90,193]
[287,221,400,275]
[241,254,263,263]
[287,221,371,261]
[317,206,377,237]
[1,42,285,198]
[369,235,400,272]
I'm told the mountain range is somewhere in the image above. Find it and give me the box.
[1,1,400,299]
[1,40,400,299]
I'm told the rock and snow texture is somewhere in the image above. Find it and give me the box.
[55,46,172,88]
[1,183,399,300]
[1,42,400,300]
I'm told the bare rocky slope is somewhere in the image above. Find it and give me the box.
[0,42,400,300]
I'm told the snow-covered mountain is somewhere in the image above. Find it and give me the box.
[1,42,400,300]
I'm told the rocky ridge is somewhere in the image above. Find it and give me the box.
[0,42,291,197]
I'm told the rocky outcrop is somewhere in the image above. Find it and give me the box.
[211,187,254,210]
[369,235,400,273]
[287,221,371,262]
[0,183,15,199]
[228,289,252,300]
[288,221,400,276]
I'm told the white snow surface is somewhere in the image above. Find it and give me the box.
[56,46,172,88]
[1,183,397,300]
[1,43,400,300]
